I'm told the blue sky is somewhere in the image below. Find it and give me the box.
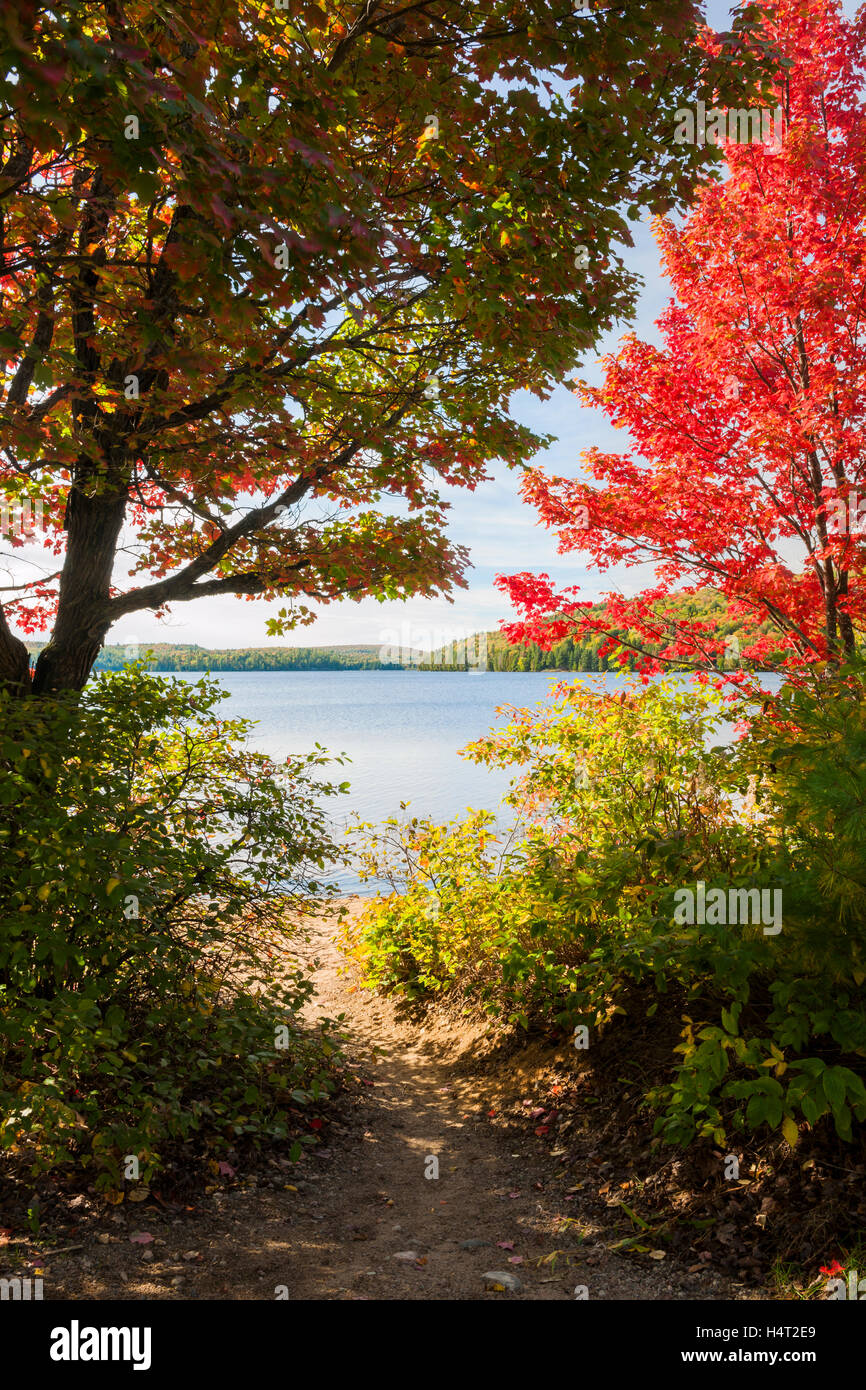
[110,0,858,653]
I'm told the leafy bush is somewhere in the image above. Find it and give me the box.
[0,668,348,1192]
[349,808,568,1021]
[660,662,866,1147]
[349,678,744,1021]
[351,670,866,1148]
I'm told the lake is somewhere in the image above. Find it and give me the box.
[170,669,779,894]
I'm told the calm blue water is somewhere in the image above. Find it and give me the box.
[167,670,599,891]
[169,669,780,894]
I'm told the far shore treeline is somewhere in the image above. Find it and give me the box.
[26,591,776,675]
[30,636,612,673]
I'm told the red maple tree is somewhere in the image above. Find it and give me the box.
[499,0,866,676]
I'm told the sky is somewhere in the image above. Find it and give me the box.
[18,1,863,654]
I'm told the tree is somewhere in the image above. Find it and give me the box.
[498,0,866,676]
[0,0,768,694]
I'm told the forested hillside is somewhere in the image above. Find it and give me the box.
[423,590,779,671]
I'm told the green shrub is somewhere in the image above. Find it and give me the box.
[349,808,565,1023]
[658,661,866,1147]
[352,670,866,1148]
[350,678,745,1021]
[0,668,348,1192]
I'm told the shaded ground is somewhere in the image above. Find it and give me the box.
[1,901,786,1301]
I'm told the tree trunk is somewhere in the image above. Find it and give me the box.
[836,570,856,655]
[0,605,30,693]
[31,475,128,696]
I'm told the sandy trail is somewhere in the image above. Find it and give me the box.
[189,904,754,1301]
[38,903,761,1301]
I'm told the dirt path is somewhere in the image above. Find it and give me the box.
[35,903,766,1301]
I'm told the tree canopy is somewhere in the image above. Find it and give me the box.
[0,0,767,692]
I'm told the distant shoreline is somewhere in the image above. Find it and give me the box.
[27,640,618,676]
[145,665,580,674]
[25,591,772,677]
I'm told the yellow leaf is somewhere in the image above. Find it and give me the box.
[782,1115,799,1148]
[103,1189,124,1205]
[106,877,121,896]
[36,884,50,901]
